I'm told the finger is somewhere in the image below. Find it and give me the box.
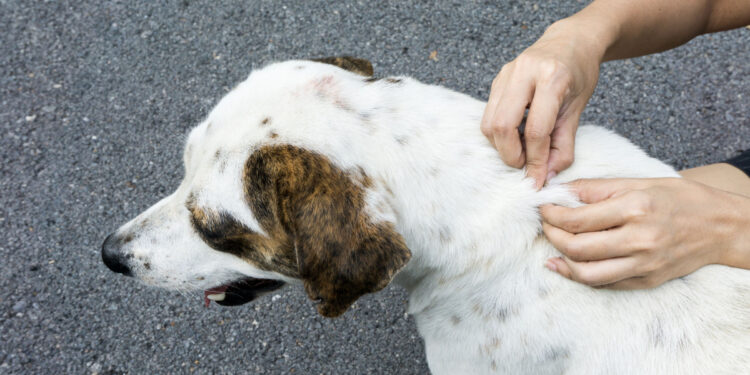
[490,72,534,168]
[567,178,654,204]
[547,256,640,286]
[542,223,635,261]
[481,71,508,143]
[523,88,561,189]
[540,194,632,233]
[600,276,664,290]
[545,110,581,177]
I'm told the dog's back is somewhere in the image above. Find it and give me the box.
[394,121,750,374]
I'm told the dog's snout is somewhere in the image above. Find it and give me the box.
[101,233,132,276]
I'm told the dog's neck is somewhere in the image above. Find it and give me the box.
[343,96,576,313]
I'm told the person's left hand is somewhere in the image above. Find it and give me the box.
[540,177,746,289]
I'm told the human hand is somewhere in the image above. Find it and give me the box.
[481,21,604,189]
[541,178,750,289]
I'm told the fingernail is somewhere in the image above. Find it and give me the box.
[545,259,558,272]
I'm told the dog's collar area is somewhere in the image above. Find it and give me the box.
[203,277,284,307]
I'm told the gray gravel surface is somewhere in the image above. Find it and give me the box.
[1,1,748,374]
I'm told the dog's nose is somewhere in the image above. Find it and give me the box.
[101,233,132,276]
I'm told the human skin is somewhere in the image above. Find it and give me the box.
[481,0,750,189]
[541,164,750,289]
[480,0,750,288]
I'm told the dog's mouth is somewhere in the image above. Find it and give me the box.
[203,277,285,307]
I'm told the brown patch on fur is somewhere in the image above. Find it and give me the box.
[364,77,380,83]
[355,166,372,188]
[385,78,402,84]
[244,145,410,317]
[312,56,374,77]
[260,117,271,126]
[269,131,279,139]
[187,201,298,277]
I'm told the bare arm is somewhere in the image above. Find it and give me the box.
[481,0,750,188]
[680,163,750,197]
[570,0,750,62]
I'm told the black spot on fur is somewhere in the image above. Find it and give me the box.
[121,233,134,245]
[541,347,570,364]
[364,77,380,83]
[650,317,665,347]
[311,56,374,77]
[496,307,509,321]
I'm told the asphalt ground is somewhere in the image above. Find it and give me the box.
[1,1,748,374]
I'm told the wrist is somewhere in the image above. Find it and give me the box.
[717,192,750,270]
[545,16,614,66]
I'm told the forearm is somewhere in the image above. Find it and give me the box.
[680,163,750,197]
[680,164,750,270]
[549,0,750,63]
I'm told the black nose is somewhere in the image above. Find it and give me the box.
[101,233,132,276]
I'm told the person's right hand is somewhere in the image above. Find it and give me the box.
[481,21,604,189]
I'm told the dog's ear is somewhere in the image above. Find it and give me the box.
[311,56,374,77]
[245,145,410,317]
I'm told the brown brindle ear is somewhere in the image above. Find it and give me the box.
[311,56,374,77]
[245,145,410,317]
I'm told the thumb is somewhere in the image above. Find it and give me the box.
[567,178,647,204]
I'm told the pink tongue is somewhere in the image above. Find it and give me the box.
[203,285,229,308]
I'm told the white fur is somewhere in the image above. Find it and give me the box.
[112,60,750,374]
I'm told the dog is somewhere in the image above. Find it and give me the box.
[102,57,750,374]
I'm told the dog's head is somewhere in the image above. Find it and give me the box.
[101,57,410,317]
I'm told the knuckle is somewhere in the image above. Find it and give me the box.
[623,193,652,220]
[494,64,513,82]
[557,153,574,168]
[561,217,582,233]
[640,257,664,274]
[515,54,534,66]
[539,60,560,77]
[540,60,571,81]
[636,228,662,251]
[493,122,516,137]
[642,277,662,289]
[565,246,585,262]
[524,127,549,142]
[480,122,493,136]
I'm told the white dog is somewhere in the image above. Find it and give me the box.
[102,57,750,374]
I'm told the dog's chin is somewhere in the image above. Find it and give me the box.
[203,277,285,307]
